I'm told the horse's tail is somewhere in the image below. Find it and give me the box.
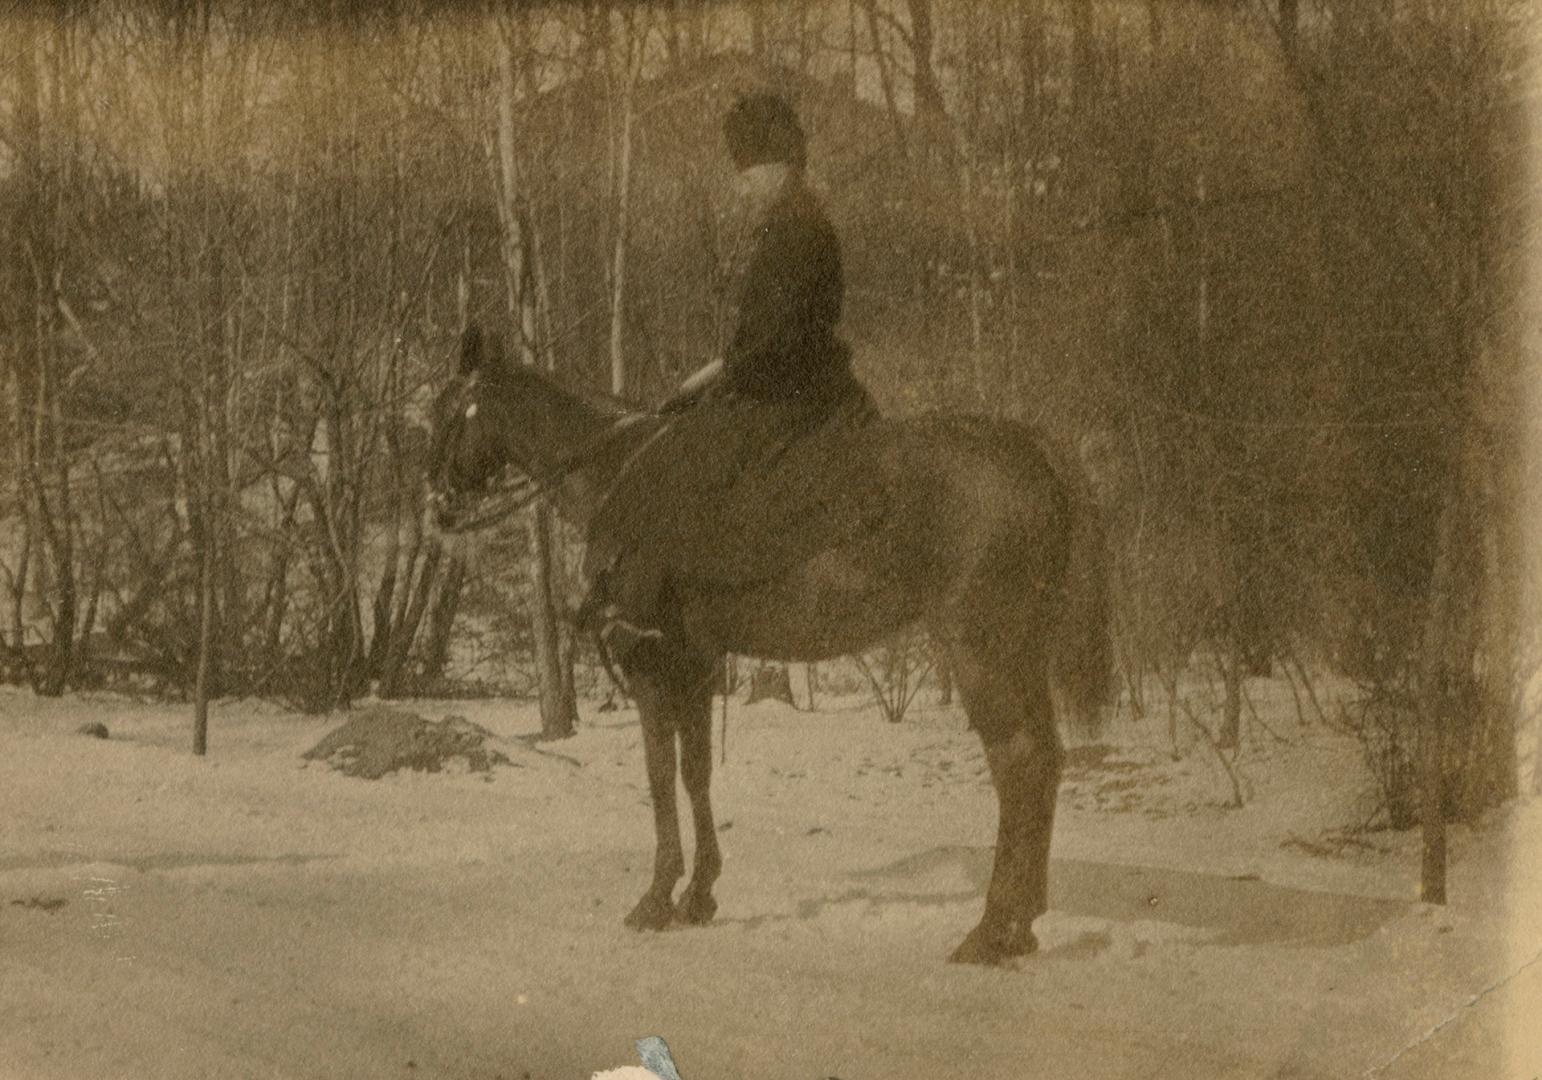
[1051,462,1116,739]
[949,416,1116,734]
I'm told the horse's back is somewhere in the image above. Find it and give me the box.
[702,411,1070,588]
[878,414,1074,580]
[682,412,1080,661]
[590,393,1074,599]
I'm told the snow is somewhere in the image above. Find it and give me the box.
[1,683,1538,1079]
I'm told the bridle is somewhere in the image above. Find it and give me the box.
[429,468,546,535]
[428,376,655,535]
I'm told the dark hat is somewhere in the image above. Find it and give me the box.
[723,93,806,171]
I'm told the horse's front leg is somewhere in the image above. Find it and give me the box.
[625,673,685,931]
[675,668,722,925]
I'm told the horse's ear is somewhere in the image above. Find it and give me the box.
[459,324,483,376]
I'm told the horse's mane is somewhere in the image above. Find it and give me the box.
[506,359,645,421]
[464,322,645,420]
[559,376,643,419]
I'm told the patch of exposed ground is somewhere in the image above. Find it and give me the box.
[302,708,511,779]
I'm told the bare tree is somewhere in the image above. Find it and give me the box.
[606,8,645,398]
[493,11,577,739]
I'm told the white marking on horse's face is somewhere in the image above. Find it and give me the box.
[465,402,478,420]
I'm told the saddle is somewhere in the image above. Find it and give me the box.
[583,384,886,592]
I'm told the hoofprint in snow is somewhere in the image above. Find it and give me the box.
[1,681,1538,1080]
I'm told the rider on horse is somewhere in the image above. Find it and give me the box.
[425,97,1109,960]
[585,92,875,665]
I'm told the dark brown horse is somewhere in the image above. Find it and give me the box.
[427,326,1112,965]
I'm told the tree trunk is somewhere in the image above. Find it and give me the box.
[193,500,214,756]
[608,26,638,398]
[1070,0,1096,120]
[1218,643,1242,751]
[905,0,948,142]
[12,22,82,699]
[418,555,465,688]
[960,104,988,405]
[193,182,217,752]
[527,504,576,739]
[39,365,78,697]
[367,486,406,679]
[858,0,908,158]
[378,540,441,699]
[496,19,577,740]
[1146,0,1164,56]
[749,3,766,58]
[1418,495,1459,905]
[1278,0,1298,63]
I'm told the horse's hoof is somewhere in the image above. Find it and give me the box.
[948,922,1037,966]
[674,887,718,926]
[624,894,675,931]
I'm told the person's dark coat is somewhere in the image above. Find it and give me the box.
[721,178,853,404]
[585,175,875,590]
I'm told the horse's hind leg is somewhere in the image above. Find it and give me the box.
[949,649,1063,965]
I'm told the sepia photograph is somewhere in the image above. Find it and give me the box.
[1,1,1539,1077]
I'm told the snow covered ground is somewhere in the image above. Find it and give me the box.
[1,682,1538,1079]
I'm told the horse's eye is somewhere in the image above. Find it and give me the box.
[465,403,478,420]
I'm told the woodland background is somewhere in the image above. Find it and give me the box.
[0,0,1537,826]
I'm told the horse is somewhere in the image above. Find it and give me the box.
[426,325,1112,965]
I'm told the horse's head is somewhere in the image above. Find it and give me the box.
[428,323,656,533]
[426,325,527,532]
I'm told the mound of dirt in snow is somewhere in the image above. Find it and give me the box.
[302,708,511,779]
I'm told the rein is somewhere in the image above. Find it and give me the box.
[435,468,546,534]
[437,411,657,535]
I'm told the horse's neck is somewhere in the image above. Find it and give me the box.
[561,415,662,530]
[496,370,655,531]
